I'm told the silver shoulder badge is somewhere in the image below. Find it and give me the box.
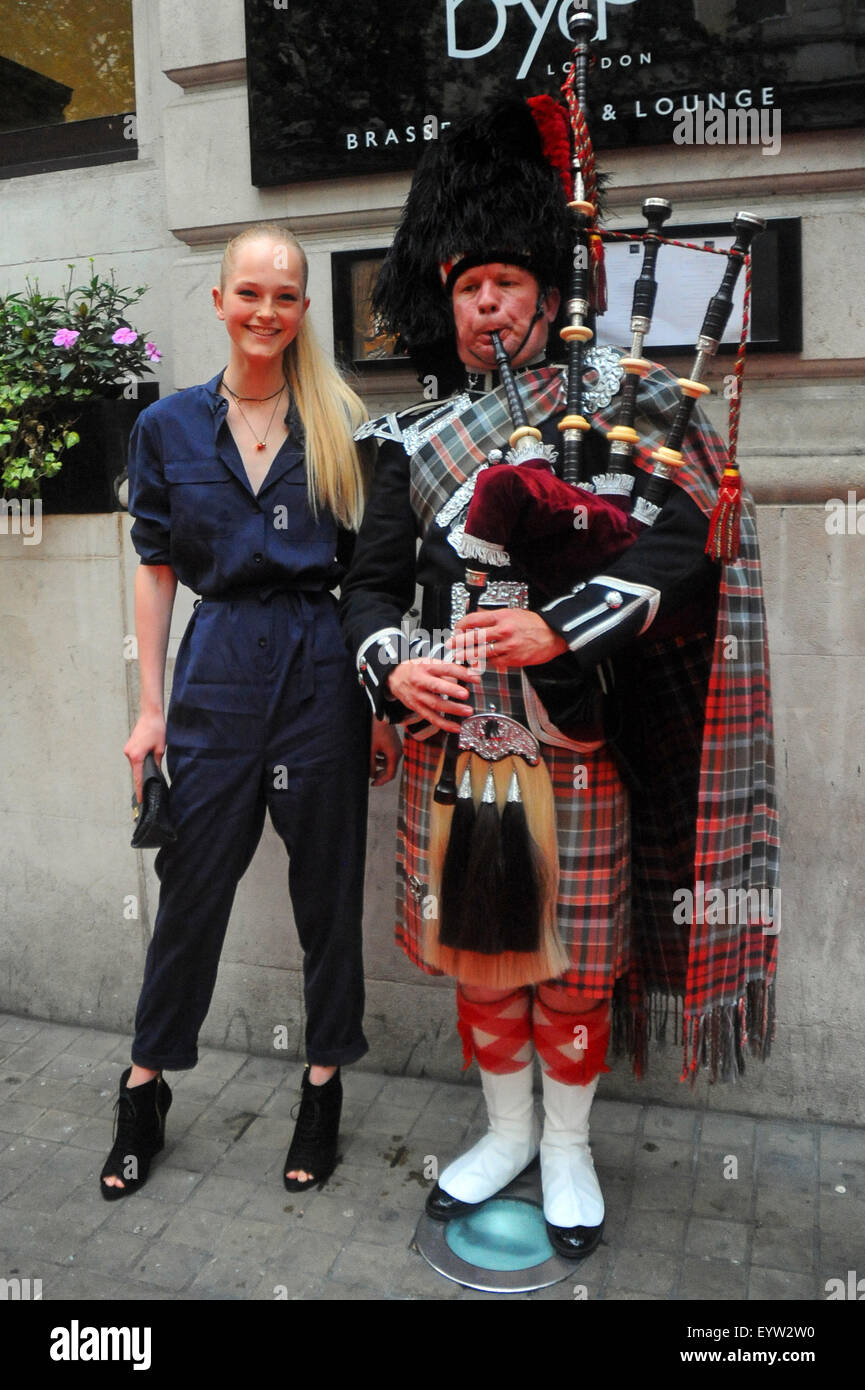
[354,412,404,445]
[356,393,475,454]
[401,392,472,456]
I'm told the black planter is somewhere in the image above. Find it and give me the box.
[38,382,160,514]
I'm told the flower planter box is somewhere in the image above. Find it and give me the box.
[38,383,159,514]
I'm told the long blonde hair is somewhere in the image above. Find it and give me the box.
[220,224,369,530]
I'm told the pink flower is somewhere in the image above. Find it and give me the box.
[53,329,80,348]
[112,327,138,345]
[144,341,162,362]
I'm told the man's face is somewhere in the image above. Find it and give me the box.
[451,263,560,373]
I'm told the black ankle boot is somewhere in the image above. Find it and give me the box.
[283,1066,342,1193]
[100,1066,172,1201]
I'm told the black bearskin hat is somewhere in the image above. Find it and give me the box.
[374,100,574,387]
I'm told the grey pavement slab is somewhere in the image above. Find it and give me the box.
[748,1265,820,1300]
[0,1014,861,1303]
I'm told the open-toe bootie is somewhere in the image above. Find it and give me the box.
[100,1066,172,1201]
[283,1066,342,1193]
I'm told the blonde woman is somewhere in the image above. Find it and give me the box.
[101,225,400,1200]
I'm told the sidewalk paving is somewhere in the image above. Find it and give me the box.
[0,1013,860,1301]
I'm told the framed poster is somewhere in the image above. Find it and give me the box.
[331,250,400,373]
[597,216,802,356]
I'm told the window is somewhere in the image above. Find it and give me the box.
[0,0,135,178]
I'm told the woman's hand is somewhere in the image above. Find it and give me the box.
[125,712,167,803]
[386,657,483,734]
[449,609,567,670]
[125,563,177,800]
[370,719,402,786]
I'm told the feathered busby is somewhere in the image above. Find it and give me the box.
[373,100,574,386]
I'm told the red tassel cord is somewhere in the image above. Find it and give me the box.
[706,466,743,563]
[705,251,752,562]
[589,230,607,316]
[560,66,607,317]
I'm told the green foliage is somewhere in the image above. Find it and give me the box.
[0,262,157,497]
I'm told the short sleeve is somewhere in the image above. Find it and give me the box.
[128,407,171,565]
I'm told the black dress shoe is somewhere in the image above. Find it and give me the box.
[546,1218,604,1260]
[425,1182,480,1222]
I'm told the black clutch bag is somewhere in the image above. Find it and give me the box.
[131,752,177,849]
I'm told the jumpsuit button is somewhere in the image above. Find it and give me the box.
[253,552,263,563]
[258,637,267,648]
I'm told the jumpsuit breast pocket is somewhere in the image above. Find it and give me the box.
[164,458,237,538]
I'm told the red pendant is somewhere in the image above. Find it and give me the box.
[256,441,265,450]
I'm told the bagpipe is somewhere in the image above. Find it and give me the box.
[457,6,764,574]
[421,3,764,984]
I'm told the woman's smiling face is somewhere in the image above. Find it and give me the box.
[213,236,309,362]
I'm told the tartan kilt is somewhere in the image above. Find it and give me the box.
[395,667,631,998]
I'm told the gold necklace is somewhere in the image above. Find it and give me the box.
[228,385,286,451]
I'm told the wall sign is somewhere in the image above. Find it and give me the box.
[245,0,864,187]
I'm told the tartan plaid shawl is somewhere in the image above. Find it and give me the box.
[409,358,779,1083]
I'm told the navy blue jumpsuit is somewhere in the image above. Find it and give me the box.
[126,372,370,1071]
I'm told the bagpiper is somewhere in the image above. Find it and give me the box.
[339,9,779,1258]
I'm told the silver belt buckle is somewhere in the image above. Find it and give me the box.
[450,578,528,628]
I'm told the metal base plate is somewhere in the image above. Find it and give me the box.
[412,1167,579,1294]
